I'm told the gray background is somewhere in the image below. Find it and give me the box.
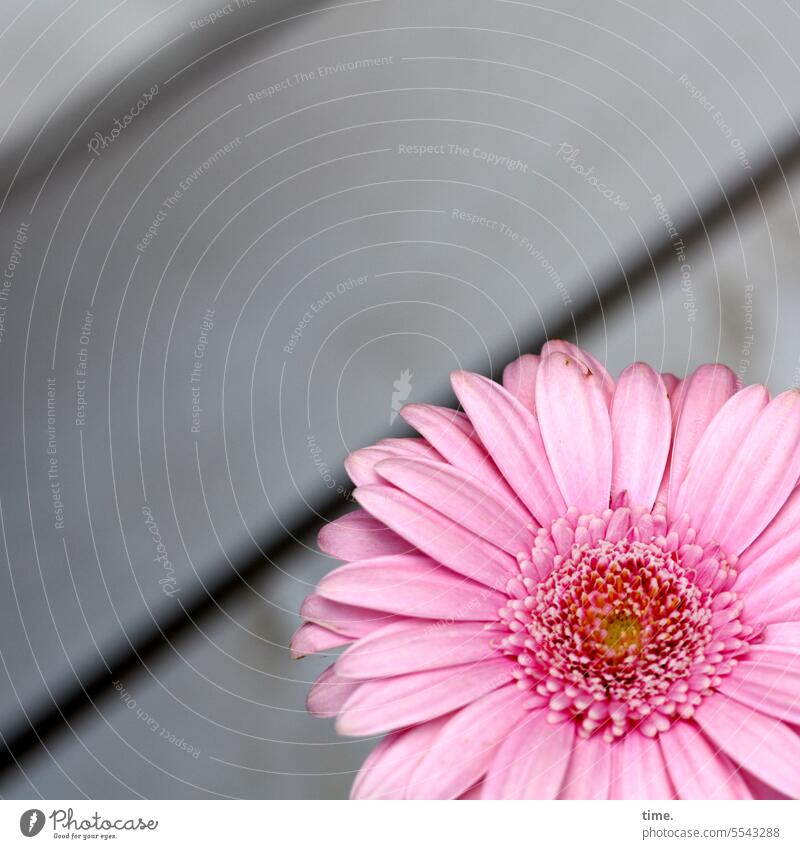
[1,0,800,798]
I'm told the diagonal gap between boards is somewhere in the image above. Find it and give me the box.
[2,116,800,776]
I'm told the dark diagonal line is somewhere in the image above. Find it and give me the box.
[2,124,800,777]
[0,499,339,776]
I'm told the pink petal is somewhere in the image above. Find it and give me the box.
[406,684,529,799]
[318,510,411,560]
[673,385,770,529]
[457,784,484,800]
[400,403,521,505]
[743,772,791,800]
[336,620,495,680]
[739,487,800,569]
[355,484,515,587]
[697,390,800,554]
[351,717,450,799]
[374,437,443,462]
[717,657,800,724]
[536,353,613,514]
[307,666,360,718]
[745,646,800,670]
[661,372,679,395]
[316,554,505,620]
[482,712,574,799]
[610,363,671,509]
[656,376,687,504]
[761,622,800,649]
[661,364,738,511]
[346,446,409,486]
[745,575,800,625]
[374,457,534,554]
[609,731,675,799]
[735,529,800,593]
[559,733,612,799]
[451,371,566,525]
[502,353,540,411]
[540,339,615,406]
[290,623,351,659]
[336,658,515,736]
[300,594,402,638]
[659,722,751,799]
[694,692,800,798]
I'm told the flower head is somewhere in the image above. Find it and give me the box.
[293,340,800,799]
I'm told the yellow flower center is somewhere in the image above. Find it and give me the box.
[604,615,641,654]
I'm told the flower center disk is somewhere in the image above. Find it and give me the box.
[498,508,759,740]
[533,541,711,698]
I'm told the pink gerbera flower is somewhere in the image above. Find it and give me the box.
[292,340,800,799]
